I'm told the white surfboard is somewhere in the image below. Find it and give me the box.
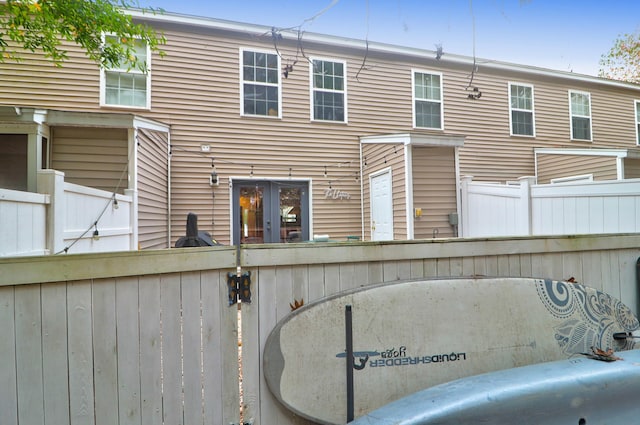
[350,348,640,424]
[263,277,639,425]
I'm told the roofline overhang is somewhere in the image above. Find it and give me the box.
[127,9,640,92]
[43,109,170,132]
[534,147,640,159]
[0,106,170,132]
[360,132,465,147]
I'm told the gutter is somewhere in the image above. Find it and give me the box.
[126,9,640,92]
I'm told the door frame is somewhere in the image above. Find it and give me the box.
[369,167,394,241]
[230,178,311,244]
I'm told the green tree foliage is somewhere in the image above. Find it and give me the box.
[599,32,640,84]
[0,0,165,70]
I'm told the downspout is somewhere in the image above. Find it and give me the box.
[405,142,414,240]
[167,132,172,248]
[359,140,365,240]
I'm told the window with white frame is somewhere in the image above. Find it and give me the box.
[241,49,280,117]
[311,59,346,122]
[635,100,640,145]
[569,91,592,141]
[413,71,443,129]
[509,83,535,136]
[101,36,150,108]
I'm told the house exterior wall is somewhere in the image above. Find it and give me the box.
[624,158,640,178]
[136,129,170,249]
[2,13,640,245]
[50,126,128,193]
[361,142,407,240]
[536,153,618,183]
[412,146,458,239]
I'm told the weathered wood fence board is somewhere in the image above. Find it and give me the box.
[240,237,640,425]
[1,237,640,425]
[0,248,239,425]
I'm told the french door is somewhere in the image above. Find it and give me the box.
[232,180,309,244]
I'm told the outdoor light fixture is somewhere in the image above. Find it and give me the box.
[210,170,219,186]
[467,87,482,100]
[92,223,100,241]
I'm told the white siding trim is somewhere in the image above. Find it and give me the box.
[508,81,536,137]
[635,100,640,146]
[534,148,634,157]
[568,90,593,142]
[239,47,282,119]
[405,144,414,240]
[308,56,348,123]
[99,34,152,110]
[126,9,640,93]
[411,69,444,131]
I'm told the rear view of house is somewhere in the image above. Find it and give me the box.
[2,9,640,256]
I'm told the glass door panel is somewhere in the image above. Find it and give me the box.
[239,185,265,244]
[233,180,309,244]
[279,186,302,242]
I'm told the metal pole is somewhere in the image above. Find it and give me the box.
[346,304,354,422]
[636,257,640,317]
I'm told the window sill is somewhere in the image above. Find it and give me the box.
[240,114,282,120]
[311,119,348,125]
[100,103,151,112]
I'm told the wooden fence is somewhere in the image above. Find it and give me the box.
[1,234,640,425]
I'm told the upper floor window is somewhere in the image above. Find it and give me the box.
[635,100,640,145]
[311,59,346,122]
[101,36,150,109]
[569,90,592,141]
[509,83,535,136]
[413,70,443,129]
[241,49,280,117]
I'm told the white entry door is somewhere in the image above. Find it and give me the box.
[370,169,393,240]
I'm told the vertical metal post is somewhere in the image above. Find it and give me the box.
[346,304,354,422]
[636,257,640,316]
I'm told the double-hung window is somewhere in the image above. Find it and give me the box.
[241,49,281,117]
[569,90,592,141]
[413,70,443,129]
[509,83,535,136]
[311,59,346,122]
[635,100,640,145]
[101,36,150,108]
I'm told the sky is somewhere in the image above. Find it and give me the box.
[136,0,640,77]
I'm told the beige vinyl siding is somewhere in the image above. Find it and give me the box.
[412,146,457,239]
[537,153,618,183]
[50,127,128,193]
[137,128,169,249]
[5,16,640,245]
[149,28,367,243]
[0,41,101,110]
[362,142,407,240]
[624,158,640,179]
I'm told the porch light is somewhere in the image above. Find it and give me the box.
[210,170,219,186]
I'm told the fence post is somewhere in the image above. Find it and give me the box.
[459,176,473,237]
[517,176,536,236]
[125,189,138,250]
[37,170,65,255]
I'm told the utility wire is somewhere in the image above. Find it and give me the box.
[55,161,129,255]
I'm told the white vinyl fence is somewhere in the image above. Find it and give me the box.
[0,188,49,256]
[460,176,640,237]
[0,170,135,257]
